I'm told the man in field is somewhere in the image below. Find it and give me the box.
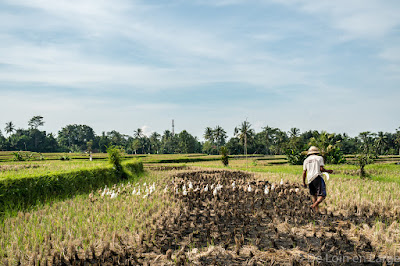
[302,146,333,213]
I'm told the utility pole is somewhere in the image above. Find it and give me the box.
[245,118,248,169]
[172,119,175,136]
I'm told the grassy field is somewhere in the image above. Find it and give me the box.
[1,153,400,264]
[0,160,108,179]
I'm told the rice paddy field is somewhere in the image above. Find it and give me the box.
[1,153,400,265]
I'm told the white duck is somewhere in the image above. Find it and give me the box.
[264,185,269,195]
[247,184,252,192]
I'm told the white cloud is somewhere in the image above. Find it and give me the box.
[379,46,400,62]
[0,0,399,138]
[140,125,153,137]
[272,0,400,39]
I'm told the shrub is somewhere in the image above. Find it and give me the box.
[59,154,70,161]
[220,146,229,166]
[355,153,374,178]
[285,149,307,165]
[13,152,25,161]
[324,145,346,164]
[107,145,127,179]
[0,159,143,216]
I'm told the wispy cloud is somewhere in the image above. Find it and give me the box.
[0,0,399,137]
[272,0,400,39]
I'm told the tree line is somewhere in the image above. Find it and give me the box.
[1,116,400,158]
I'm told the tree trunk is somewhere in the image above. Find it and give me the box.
[360,165,365,178]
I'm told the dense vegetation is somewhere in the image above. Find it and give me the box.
[1,116,400,158]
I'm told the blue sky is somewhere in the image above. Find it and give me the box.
[1,0,399,139]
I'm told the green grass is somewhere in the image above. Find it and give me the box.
[0,160,108,180]
[0,159,144,218]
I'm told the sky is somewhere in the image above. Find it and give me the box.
[0,0,399,140]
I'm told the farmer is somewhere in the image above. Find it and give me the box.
[302,146,333,213]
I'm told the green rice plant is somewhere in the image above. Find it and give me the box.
[0,159,143,217]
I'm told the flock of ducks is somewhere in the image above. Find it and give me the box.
[174,177,300,198]
[99,182,156,199]
[70,170,380,265]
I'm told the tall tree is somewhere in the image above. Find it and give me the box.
[358,131,374,155]
[177,130,199,153]
[261,126,276,155]
[395,127,400,155]
[161,130,177,154]
[204,127,214,143]
[57,124,95,152]
[289,127,300,138]
[375,131,388,155]
[149,132,161,154]
[234,120,254,156]
[273,129,288,154]
[214,125,227,150]
[28,115,44,129]
[4,121,15,136]
[133,128,144,139]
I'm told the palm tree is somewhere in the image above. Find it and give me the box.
[204,127,214,143]
[162,130,172,141]
[213,125,227,150]
[375,131,388,155]
[234,120,254,157]
[359,131,374,154]
[274,129,288,154]
[133,128,144,139]
[289,127,300,138]
[395,127,400,155]
[4,121,15,137]
[149,132,161,154]
[309,131,335,155]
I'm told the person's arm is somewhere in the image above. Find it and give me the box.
[302,170,307,188]
[320,166,333,174]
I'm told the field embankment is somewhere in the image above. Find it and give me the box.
[0,159,144,217]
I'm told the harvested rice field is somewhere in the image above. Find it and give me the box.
[2,167,400,265]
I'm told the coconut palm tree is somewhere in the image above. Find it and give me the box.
[358,131,374,154]
[289,127,300,138]
[133,128,144,139]
[234,120,254,157]
[204,127,214,143]
[214,125,227,150]
[149,132,161,154]
[4,121,15,137]
[375,131,388,155]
